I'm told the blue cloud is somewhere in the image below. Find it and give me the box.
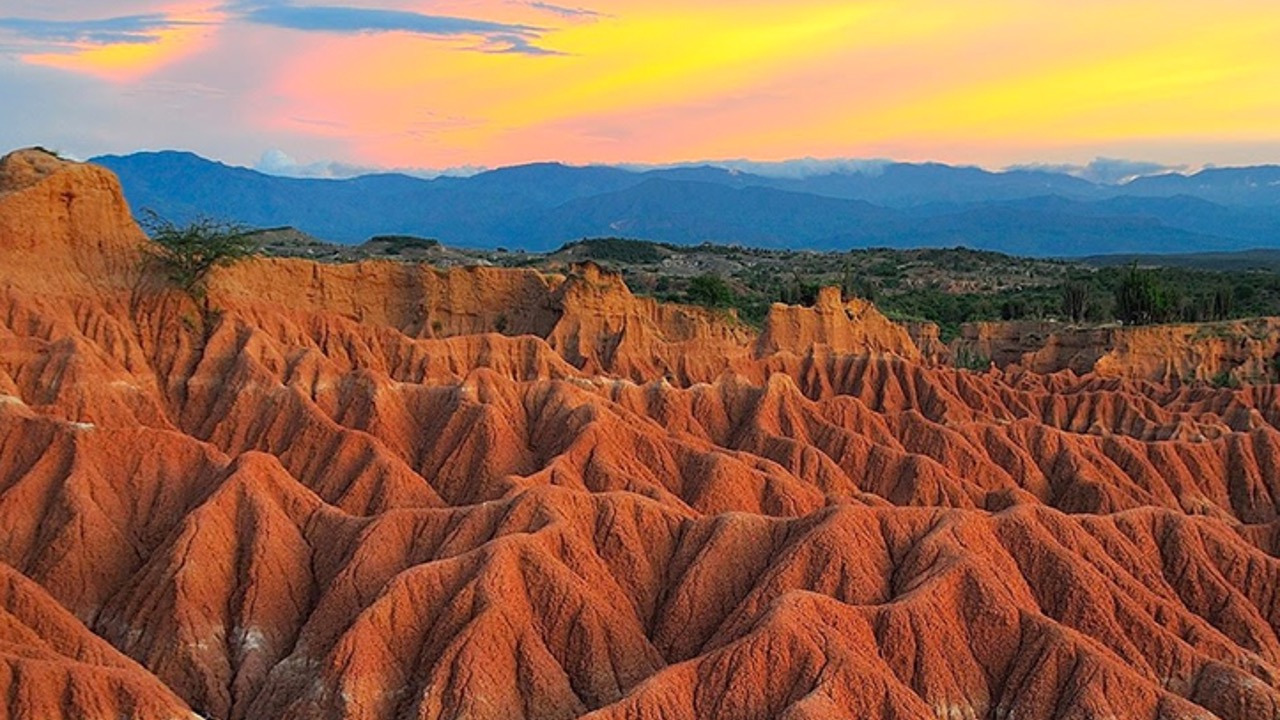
[526,2,603,20]
[229,2,561,54]
[482,33,566,56]
[0,14,189,45]
[0,4,569,57]
[240,5,537,36]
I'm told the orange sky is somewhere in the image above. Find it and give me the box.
[3,0,1280,171]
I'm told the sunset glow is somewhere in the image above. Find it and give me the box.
[3,0,1279,170]
[16,5,224,83]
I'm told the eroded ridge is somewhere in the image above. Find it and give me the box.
[0,150,1278,720]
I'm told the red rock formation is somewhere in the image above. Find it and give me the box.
[1,150,1279,719]
[957,318,1280,384]
[756,286,921,361]
[0,149,144,294]
[905,320,949,365]
[0,562,198,720]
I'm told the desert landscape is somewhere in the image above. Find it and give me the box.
[2,147,1280,720]
[6,0,1280,716]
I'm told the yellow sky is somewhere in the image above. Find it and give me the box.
[8,0,1280,168]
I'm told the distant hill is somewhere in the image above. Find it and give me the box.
[91,151,1280,255]
[1080,248,1280,272]
[525,179,895,248]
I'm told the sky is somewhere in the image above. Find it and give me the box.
[2,0,1279,177]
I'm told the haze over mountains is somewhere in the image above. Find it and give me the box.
[94,151,1280,255]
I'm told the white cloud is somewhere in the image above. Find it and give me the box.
[1008,157,1191,185]
[618,157,894,179]
[253,148,484,179]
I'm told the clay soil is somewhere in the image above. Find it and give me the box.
[1,150,1278,720]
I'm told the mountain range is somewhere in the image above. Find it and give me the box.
[92,151,1280,255]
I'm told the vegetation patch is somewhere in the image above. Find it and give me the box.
[256,234,1280,336]
[365,235,441,255]
[141,211,259,302]
[558,237,674,264]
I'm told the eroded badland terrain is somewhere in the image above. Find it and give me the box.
[1,149,1279,719]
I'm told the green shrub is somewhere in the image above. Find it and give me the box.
[1062,281,1089,323]
[141,211,259,301]
[561,238,669,264]
[1114,264,1173,325]
[687,274,734,308]
[369,235,440,255]
[954,348,992,371]
[1211,370,1240,389]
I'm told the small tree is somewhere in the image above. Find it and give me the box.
[141,211,259,302]
[1000,297,1027,321]
[687,273,734,308]
[1114,264,1170,325]
[840,262,878,301]
[1212,286,1234,321]
[1061,280,1089,323]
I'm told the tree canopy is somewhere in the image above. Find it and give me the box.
[1114,264,1173,325]
[142,211,259,299]
[686,273,735,308]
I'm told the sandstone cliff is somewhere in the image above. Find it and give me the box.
[1,150,1278,720]
[755,286,921,361]
[957,318,1280,384]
